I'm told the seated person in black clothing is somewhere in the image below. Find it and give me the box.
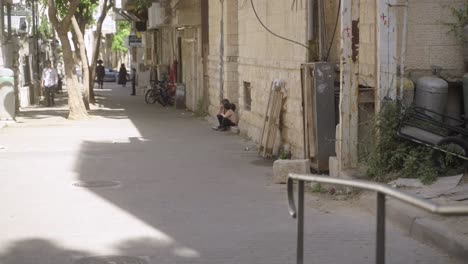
[213,102,238,131]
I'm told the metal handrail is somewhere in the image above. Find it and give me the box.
[287,173,468,264]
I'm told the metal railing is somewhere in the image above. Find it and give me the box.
[287,174,468,264]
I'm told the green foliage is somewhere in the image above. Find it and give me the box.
[194,98,209,117]
[311,183,327,194]
[400,146,438,184]
[53,0,98,28]
[55,0,70,19]
[77,0,99,28]
[112,21,131,52]
[434,143,466,176]
[278,149,292,160]
[38,15,53,39]
[364,101,441,184]
[135,0,153,13]
[446,3,468,40]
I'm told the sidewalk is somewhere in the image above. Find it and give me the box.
[358,178,468,261]
[0,84,462,264]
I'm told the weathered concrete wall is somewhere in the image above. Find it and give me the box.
[180,27,203,111]
[207,0,222,112]
[237,1,308,157]
[207,0,239,115]
[206,1,310,157]
[358,0,466,85]
[173,0,201,26]
[324,0,341,64]
[406,0,465,79]
[158,28,175,66]
[359,0,376,86]
[205,0,466,160]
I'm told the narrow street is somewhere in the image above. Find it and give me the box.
[0,84,461,264]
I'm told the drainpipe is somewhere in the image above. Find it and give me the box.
[307,0,315,42]
[317,0,323,61]
[307,0,315,62]
[219,0,224,100]
[399,0,408,100]
[6,3,11,40]
[0,0,4,44]
[0,0,4,66]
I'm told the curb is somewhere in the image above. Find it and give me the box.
[358,192,468,261]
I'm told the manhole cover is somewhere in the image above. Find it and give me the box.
[72,180,120,188]
[74,256,147,264]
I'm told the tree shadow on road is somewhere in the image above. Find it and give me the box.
[0,239,89,264]
[67,87,296,263]
[0,237,204,264]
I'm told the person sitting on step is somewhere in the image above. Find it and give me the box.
[212,99,230,130]
[218,99,230,115]
[213,102,238,131]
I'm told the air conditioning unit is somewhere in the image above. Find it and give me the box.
[301,62,336,172]
[148,2,167,29]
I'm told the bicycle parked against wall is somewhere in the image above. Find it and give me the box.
[145,79,175,106]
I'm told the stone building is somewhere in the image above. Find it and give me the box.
[121,0,466,176]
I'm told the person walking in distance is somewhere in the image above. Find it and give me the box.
[118,63,128,87]
[42,60,58,107]
[96,60,105,89]
[130,67,136,96]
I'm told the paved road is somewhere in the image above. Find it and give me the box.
[0,84,461,264]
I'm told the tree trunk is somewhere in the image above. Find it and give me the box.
[89,0,112,103]
[72,16,90,110]
[48,0,87,120]
[60,31,88,120]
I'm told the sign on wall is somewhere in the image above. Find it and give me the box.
[127,35,142,47]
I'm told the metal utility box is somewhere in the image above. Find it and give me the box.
[301,62,336,172]
[175,83,186,109]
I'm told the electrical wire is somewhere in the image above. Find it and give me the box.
[291,0,296,11]
[250,0,310,50]
[321,0,328,60]
[325,0,341,61]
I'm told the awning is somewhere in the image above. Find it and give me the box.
[116,9,141,22]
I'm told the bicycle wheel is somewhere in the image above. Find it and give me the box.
[156,89,167,107]
[145,89,157,104]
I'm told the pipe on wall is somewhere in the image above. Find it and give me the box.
[307,0,315,42]
[219,0,224,100]
[399,0,409,99]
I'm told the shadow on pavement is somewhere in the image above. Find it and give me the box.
[4,85,459,264]
[0,239,89,264]
[17,90,131,121]
[0,237,204,264]
[66,87,296,263]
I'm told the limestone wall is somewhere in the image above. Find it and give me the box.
[173,0,201,26]
[406,0,465,78]
[236,1,308,157]
[207,0,239,116]
[357,0,466,85]
[207,1,310,157]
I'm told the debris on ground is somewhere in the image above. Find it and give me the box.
[243,145,258,151]
[389,178,425,188]
[390,174,466,201]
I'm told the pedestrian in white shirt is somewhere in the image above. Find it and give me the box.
[42,60,58,107]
